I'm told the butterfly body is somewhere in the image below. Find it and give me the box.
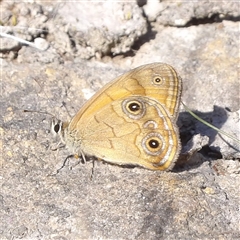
[55,63,182,171]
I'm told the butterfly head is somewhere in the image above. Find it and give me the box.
[51,118,69,144]
[50,118,85,160]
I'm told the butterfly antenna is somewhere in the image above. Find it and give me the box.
[23,109,55,118]
[62,101,72,119]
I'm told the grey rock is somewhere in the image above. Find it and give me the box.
[57,2,147,58]
[143,1,240,26]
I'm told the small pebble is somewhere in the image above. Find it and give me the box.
[34,37,49,51]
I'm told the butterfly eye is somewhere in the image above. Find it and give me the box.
[51,118,63,136]
[152,76,164,85]
[142,133,164,156]
[54,123,60,133]
[122,98,146,120]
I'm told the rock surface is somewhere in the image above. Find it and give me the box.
[1,1,240,239]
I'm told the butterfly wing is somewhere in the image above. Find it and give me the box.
[65,63,182,170]
[71,96,180,170]
[69,63,181,130]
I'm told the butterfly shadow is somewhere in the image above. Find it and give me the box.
[174,105,236,172]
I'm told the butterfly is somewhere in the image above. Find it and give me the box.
[52,63,182,171]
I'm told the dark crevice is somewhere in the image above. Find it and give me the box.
[198,145,223,160]
[184,13,240,27]
[131,23,157,52]
[136,0,147,8]
[102,6,240,60]
[115,10,157,58]
[114,10,240,58]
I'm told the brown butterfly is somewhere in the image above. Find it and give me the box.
[52,63,182,170]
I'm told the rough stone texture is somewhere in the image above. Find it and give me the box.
[143,0,240,26]
[1,1,240,239]
[0,1,147,60]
